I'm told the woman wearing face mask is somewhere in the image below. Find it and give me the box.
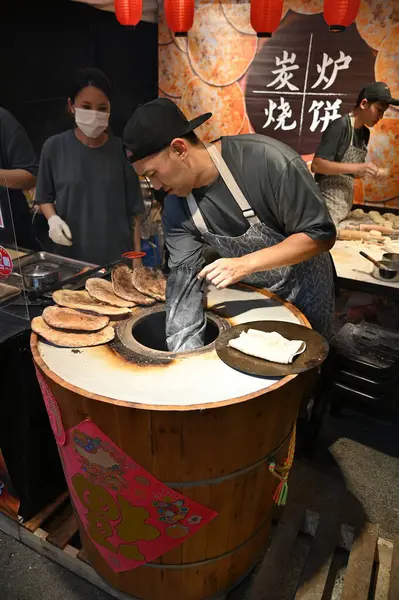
[35,68,144,264]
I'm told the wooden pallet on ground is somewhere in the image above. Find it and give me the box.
[0,496,397,600]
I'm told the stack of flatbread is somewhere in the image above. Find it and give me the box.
[31,264,167,348]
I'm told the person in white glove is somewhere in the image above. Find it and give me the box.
[35,68,144,264]
[47,214,72,246]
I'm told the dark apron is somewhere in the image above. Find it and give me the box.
[318,115,368,226]
[187,145,334,339]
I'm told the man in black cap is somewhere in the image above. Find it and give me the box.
[311,82,398,225]
[124,98,336,352]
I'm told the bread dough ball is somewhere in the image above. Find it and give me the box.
[393,221,399,230]
[383,212,396,221]
[350,208,365,220]
[369,230,382,237]
[369,211,385,225]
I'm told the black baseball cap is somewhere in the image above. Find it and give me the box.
[123,98,212,162]
[357,82,399,106]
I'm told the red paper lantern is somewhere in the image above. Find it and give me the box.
[323,0,361,32]
[115,0,142,26]
[250,0,284,38]
[164,0,195,37]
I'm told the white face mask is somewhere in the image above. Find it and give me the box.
[74,107,110,138]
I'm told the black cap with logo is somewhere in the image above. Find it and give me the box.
[357,82,399,106]
[124,98,212,162]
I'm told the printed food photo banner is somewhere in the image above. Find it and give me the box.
[158,0,398,207]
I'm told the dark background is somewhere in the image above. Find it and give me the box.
[0,0,158,154]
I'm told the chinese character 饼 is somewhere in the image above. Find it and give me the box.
[308,99,342,132]
[311,51,352,90]
[263,98,297,131]
[267,51,300,91]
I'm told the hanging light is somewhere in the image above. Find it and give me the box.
[115,0,142,26]
[164,0,195,37]
[250,0,284,38]
[323,0,361,32]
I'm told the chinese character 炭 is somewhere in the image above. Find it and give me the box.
[311,51,352,90]
[267,51,300,91]
[308,99,342,132]
[263,98,297,131]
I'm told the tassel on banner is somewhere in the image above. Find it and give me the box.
[323,0,361,33]
[164,0,195,37]
[250,0,284,38]
[115,0,142,26]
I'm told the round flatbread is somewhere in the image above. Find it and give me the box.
[85,278,135,308]
[181,77,245,142]
[53,290,131,316]
[188,4,257,86]
[375,23,399,100]
[285,0,323,14]
[159,8,172,45]
[239,114,254,134]
[42,306,110,331]
[159,42,194,98]
[222,0,289,35]
[363,118,399,203]
[132,267,166,302]
[32,316,115,348]
[356,0,398,51]
[111,264,156,305]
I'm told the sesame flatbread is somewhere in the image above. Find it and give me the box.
[363,118,399,203]
[32,316,115,348]
[188,4,257,86]
[222,0,289,35]
[181,77,245,142]
[285,0,322,14]
[85,278,135,308]
[132,267,166,302]
[111,264,156,305]
[159,42,194,98]
[356,0,398,51]
[375,23,399,99]
[42,306,110,331]
[53,290,131,316]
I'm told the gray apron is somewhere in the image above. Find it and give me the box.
[187,145,334,339]
[318,115,367,226]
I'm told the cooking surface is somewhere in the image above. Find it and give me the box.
[6,251,97,294]
[331,240,399,290]
[35,285,305,409]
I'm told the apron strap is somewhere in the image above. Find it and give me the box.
[187,193,209,235]
[349,114,355,146]
[206,144,261,226]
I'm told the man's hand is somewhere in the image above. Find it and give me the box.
[198,257,249,289]
[355,162,379,178]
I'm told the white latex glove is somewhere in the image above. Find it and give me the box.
[48,215,72,246]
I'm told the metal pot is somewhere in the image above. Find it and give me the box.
[382,253,399,265]
[372,260,399,283]
[22,262,60,290]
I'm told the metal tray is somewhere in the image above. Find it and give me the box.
[6,252,97,296]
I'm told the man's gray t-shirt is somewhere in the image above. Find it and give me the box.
[163,134,336,269]
[35,130,144,265]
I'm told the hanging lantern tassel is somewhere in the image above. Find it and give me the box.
[323,0,361,33]
[250,0,284,38]
[115,0,142,27]
[164,0,195,37]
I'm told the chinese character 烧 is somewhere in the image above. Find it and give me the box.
[308,99,342,132]
[311,51,352,90]
[267,51,300,91]
[263,98,297,131]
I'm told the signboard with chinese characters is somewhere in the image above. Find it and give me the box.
[158,0,398,206]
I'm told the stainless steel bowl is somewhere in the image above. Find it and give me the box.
[382,253,399,264]
[22,262,60,290]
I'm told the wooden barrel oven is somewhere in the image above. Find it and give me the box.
[31,284,316,600]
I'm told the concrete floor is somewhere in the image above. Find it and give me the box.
[0,410,398,600]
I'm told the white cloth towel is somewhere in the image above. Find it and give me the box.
[228,328,306,364]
